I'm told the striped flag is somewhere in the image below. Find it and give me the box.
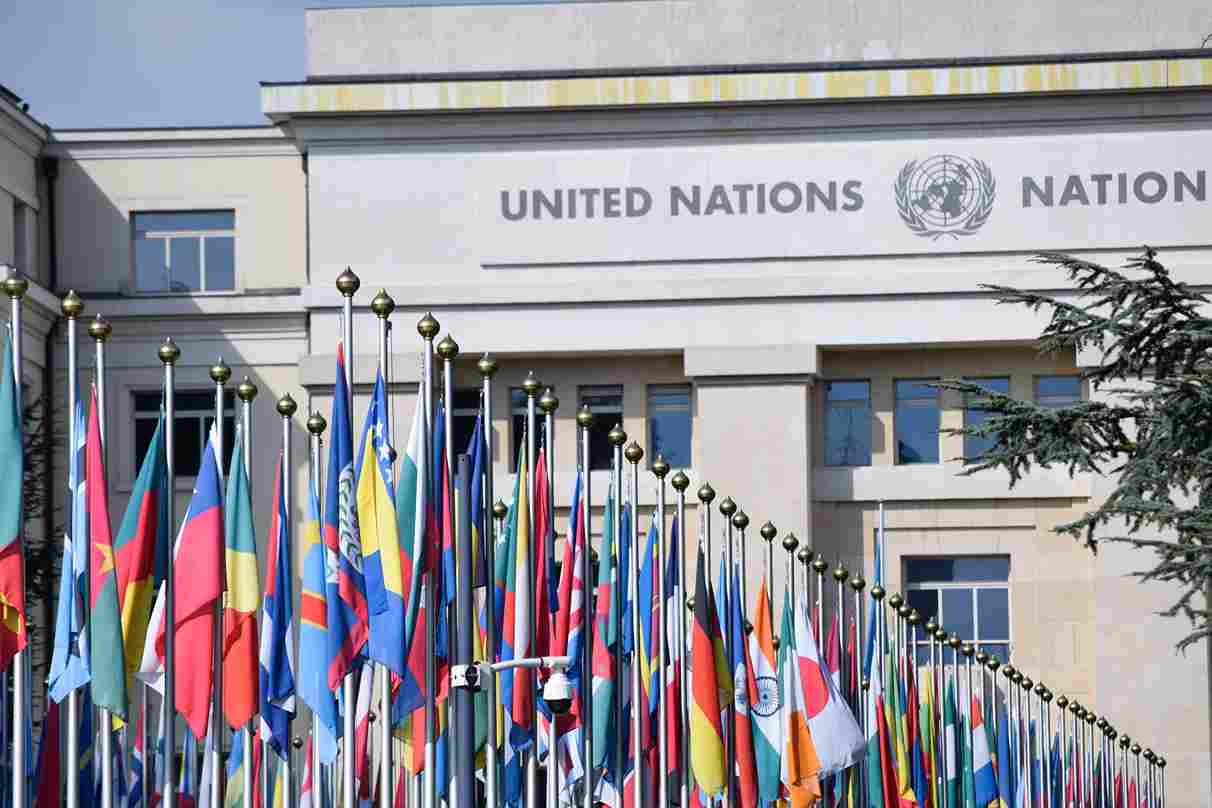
[0,327,26,668]
[130,708,145,808]
[498,444,532,804]
[663,517,682,782]
[779,589,822,807]
[590,486,616,771]
[260,453,296,758]
[748,579,782,805]
[792,590,863,776]
[324,344,368,687]
[298,731,315,808]
[198,725,215,808]
[222,425,259,728]
[48,392,89,701]
[972,696,998,806]
[353,663,374,802]
[689,543,725,798]
[730,566,759,808]
[394,388,428,680]
[299,459,338,763]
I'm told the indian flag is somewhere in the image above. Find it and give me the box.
[748,579,781,805]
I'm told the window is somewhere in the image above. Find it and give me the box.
[1035,375,1081,409]
[647,384,691,468]
[904,556,1011,665]
[132,211,236,293]
[450,388,481,459]
[894,379,939,464]
[134,390,235,477]
[510,388,528,471]
[579,385,623,471]
[824,380,871,466]
[963,377,1009,460]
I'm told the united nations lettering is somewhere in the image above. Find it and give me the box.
[896,154,995,239]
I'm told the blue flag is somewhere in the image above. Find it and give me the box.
[48,393,90,702]
[260,455,296,759]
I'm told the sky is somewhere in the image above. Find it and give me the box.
[0,0,557,130]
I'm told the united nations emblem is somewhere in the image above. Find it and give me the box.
[895,154,995,239]
[752,675,780,718]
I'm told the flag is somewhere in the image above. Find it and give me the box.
[359,372,406,676]
[32,699,60,808]
[590,486,617,771]
[353,663,374,801]
[260,453,296,758]
[972,696,998,806]
[996,700,1013,807]
[0,328,26,668]
[395,391,428,675]
[637,518,659,743]
[498,443,532,804]
[731,566,759,808]
[689,543,725,797]
[79,690,97,808]
[298,732,315,808]
[780,589,823,808]
[222,425,260,728]
[299,462,338,763]
[551,471,586,729]
[198,726,216,808]
[155,427,224,739]
[748,579,782,806]
[795,590,862,776]
[533,451,553,664]
[130,708,146,808]
[115,413,169,685]
[179,731,198,808]
[324,344,368,686]
[48,392,89,701]
[943,677,958,808]
[664,518,682,782]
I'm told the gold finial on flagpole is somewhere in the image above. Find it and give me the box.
[209,359,231,385]
[870,584,885,601]
[371,289,395,318]
[1021,676,1033,691]
[796,546,811,565]
[718,496,736,518]
[538,388,558,414]
[521,370,541,397]
[760,522,777,542]
[985,655,1000,672]
[336,267,361,297]
[608,423,627,447]
[697,481,715,504]
[2,272,28,299]
[652,454,670,479]
[961,641,974,658]
[1118,735,1129,749]
[833,565,848,582]
[887,593,903,610]
[492,499,508,520]
[671,469,689,492]
[624,441,644,465]
[417,312,440,340]
[277,394,297,417]
[61,289,84,319]
[812,554,828,574]
[907,609,921,626]
[307,411,327,436]
[975,650,987,665]
[436,334,459,360]
[88,314,111,342]
[576,405,594,429]
[237,376,257,402]
[477,354,497,378]
[850,576,865,592]
[782,533,799,553]
[731,509,748,530]
[158,338,180,365]
[1056,695,1068,710]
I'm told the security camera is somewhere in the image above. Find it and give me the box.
[451,663,482,692]
[543,670,574,716]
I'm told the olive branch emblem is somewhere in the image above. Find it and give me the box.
[895,156,996,240]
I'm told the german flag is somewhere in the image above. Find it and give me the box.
[690,543,725,798]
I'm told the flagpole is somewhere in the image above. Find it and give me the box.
[946,633,961,806]
[782,534,798,620]
[453,453,474,808]
[962,642,975,802]
[851,575,866,808]
[1040,683,1051,808]
[371,290,395,808]
[651,454,669,808]
[478,354,500,808]
[275,394,298,808]
[307,409,327,808]
[607,424,626,802]
[833,566,847,693]
[577,405,595,808]
[1057,695,1069,808]
[158,337,181,808]
[233,376,258,808]
[812,556,826,649]
[415,311,439,808]
[61,291,83,808]
[208,358,231,808]
[1156,754,1166,808]
[1044,688,1055,805]
[522,371,540,808]
[718,497,736,808]
[672,471,691,808]
[733,510,747,624]
[624,441,644,806]
[1119,734,1130,808]
[931,624,946,808]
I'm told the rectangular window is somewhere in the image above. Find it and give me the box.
[510,387,527,472]
[894,378,939,464]
[824,380,872,466]
[963,376,1010,460]
[1035,375,1081,409]
[133,390,236,477]
[904,555,1011,665]
[132,210,236,293]
[579,385,623,471]
[647,384,691,468]
[450,388,481,459]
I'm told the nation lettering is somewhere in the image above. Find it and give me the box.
[1022,170,1207,206]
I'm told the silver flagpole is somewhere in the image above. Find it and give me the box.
[541,388,560,803]
[436,333,458,808]
[672,471,691,808]
[336,268,360,808]
[1043,688,1054,808]
[577,406,594,808]
[208,358,230,808]
[522,371,540,808]
[1022,676,1035,808]
[1058,696,1070,808]
[625,442,644,806]
[925,619,939,808]
[1039,685,1050,808]
[853,576,867,807]
[158,336,181,808]
[947,633,962,806]
[1156,754,1166,808]
[307,409,327,808]
[91,314,116,808]
[1147,748,1158,808]
[652,454,669,808]
[236,377,257,808]
[3,273,26,808]
[834,566,848,700]
[963,643,976,806]
[608,425,626,802]
[277,394,297,808]
[812,555,826,647]
[733,510,748,623]
[760,524,775,604]
[783,534,798,622]
[986,657,1000,757]
[934,626,948,808]
[719,497,736,808]
[1120,734,1131,808]
[478,354,500,808]
[415,313,438,808]
[372,290,395,808]
[61,291,83,808]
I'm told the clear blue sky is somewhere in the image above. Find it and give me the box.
[1,0,554,130]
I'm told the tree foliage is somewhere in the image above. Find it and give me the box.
[942,248,1212,650]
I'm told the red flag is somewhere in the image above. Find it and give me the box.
[33,700,60,808]
[533,451,552,665]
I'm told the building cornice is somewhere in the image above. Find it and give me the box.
[45,127,299,160]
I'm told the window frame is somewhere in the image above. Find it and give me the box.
[823,379,872,467]
[962,376,1010,460]
[130,210,237,295]
[904,554,1012,664]
[450,388,481,458]
[1033,374,1083,409]
[578,384,624,472]
[133,388,236,478]
[646,383,692,469]
[893,377,941,465]
[509,387,528,472]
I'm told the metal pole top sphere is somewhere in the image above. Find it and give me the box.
[237,376,258,401]
[1096,717,1108,731]
[897,604,911,619]
[781,533,798,553]
[961,642,975,658]
[1131,743,1141,756]
[652,454,670,478]
[1002,664,1016,680]
[924,618,938,635]
[158,338,180,365]
[624,441,644,465]
[1035,682,1047,697]
[932,627,947,643]
[1118,735,1129,749]
[760,522,777,543]
[521,371,542,397]
[887,593,904,610]
[1041,688,1052,703]
[492,499,508,520]
[335,268,361,297]
[1056,695,1069,710]
[1021,676,1034,691]
[907,609,921,626]
[870,584,885,601]
[538,388,559,414]
[697,481,715,504]
[417,312,440,339]
[277,394,298,417]
[2,272,28,299]
[1157,756,1166,768]
[436,334,459,360]
[607,423,627,446]
[61,290,84,319]
[849,575,866,592]
[671,469,690,492]
[576,404,594,429]
[812,554,828,574]
[986,656,1000,672]
[1011,671,1023,686]
[947,633,962,650]
[796,546,811,565]
[1143,749,1155,762]
[975,650,987,665]
[718,496,736,517]
[731,509,748,530]
[209,359,232,385]
[88,314,112,342]
[371,289,395,318]
[833,565,849,582]
[307,411,328,436]
[477,353,497,378]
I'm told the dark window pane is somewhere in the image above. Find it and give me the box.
[587,422,614,471]
[134,237,168,292]
[134,417,158,476]
[453,389,480,411]
[206,236,235,291]
[169,237,201,291]
[453,414,478,458]
[941,588,975,638]
[977,588,1010,640]
[176,391,213,412]
[202,415,237,473]
[174,417,202,476]
[905,557,956,584]
[1036,375,1081,408]
[950,557,1010,582]
[649,386,690,409]
[905,588,938,623]
[649,404,691,468]
[979,643,1010,664]
[133,211,234,234]
[894,379,939,465]
[133,391,162,413]
[895,379,937,402]
[964,377,1010,459]
[511,414,526,471]
[825,401,871,466]
[915,644,932,666]
[580,385,622,412]
[826,381,869,402]
[580,386,622,471]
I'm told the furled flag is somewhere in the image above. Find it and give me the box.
[533,450,555,666]
[260,453,296,759]
[359,371,406,675]
[498,443,532,805]
[637,518,659,746]
[115,413,169,685]
[689,542,725,798]
[198,725,216,808]
[86,385,128,717]
[130,708,146,808]
[996,699,1014,808]
[748,579,782,805]
[394,388,428,675]
[663,518,682,785]
[299,459,338,763]
[222,425,259,728]
[864,643,894,808]
[324,343,368,687]
[793,590,863,776]
[590,486,617,772]
[32,700,61,808]
[780,589,823,807]
[942,677,958,807]
[79,689,97,808]
[730,566,759,808]
[153,427,224,739]
[353,663,375,802]
[48,392,90,701]
[298,731,315,808]
[179,730,198,808]
[0,327,27,668]
[972,695,998,806]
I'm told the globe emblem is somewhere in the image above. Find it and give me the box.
[895,154,996,239]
